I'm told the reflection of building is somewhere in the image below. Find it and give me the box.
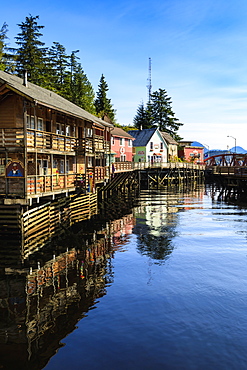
[0,207,137,369]
[132,192,179,261]
[0,238,112,369]
[132,187,205,261]
[110,214,135,249]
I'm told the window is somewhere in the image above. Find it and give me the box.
[150,142,153,150]
[37,159,48,175]
[160,142,163,150]
[87,156,93,167]
[112,137,115,145]
[37,118,43,131]
[27,115,35,129]
[86,128,93,137]
[66,125,70,136]
[120,138,124,146]
[56,123,65,135]
[120,155,126,162]
[53,159,58,169]
[128,139,132,147]
[60,159,64,174]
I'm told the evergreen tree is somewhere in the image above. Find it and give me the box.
[95,74,116,123]
[133,101,147,129]
[150,88,183,139]
[46,41,69,92]
[14,15,47,85]
[70,62,96,114]
[0,22,13,71]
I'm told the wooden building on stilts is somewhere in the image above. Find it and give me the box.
[0,70,113,260]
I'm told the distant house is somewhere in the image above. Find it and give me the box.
[128,128,168,163]
[111,127,135,162]
[178,141,204,164]
[160,132,178,160]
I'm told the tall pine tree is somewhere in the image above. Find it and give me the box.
[14,15,47,85]
[133,88,182,140]
[46,41,69,92]
[133,101,150,129]
[95,74,116,123]
[0,22,11,71]
[150,88,182,140]
[71,62,96,114]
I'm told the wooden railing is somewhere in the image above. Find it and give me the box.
[27,130,76,151]
[75,136,110,153]
[114,161,205,172]
[22,192,98,257]
[0,128,109,153]
[27,174,76,195]
[0,128,24,147]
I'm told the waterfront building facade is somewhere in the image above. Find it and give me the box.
[0,71,113,205]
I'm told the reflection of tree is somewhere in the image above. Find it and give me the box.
[134,223,177,262]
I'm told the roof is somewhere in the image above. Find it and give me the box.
[111,126,135,139]
[161,131,178,145]
[0,71,113,128]
[128,128,157,146]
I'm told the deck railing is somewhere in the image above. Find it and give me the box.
[114,161,205,172]
[0,128,24,147]
[27,174,76,195]
[27,130,76,152]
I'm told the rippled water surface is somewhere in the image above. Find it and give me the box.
[42,187,247,370]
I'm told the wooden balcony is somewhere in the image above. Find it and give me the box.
[0,128,24,148]
[0,128,77,152]
[27,130,76,152]
[75,136,110,154]
[27,174,76,195]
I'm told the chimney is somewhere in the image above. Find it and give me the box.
[23,70,28,87]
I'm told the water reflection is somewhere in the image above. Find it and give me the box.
[133,187,205,262]
[0,212,135,370]
[0,186,207,369]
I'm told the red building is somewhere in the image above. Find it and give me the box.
[111,127,135,162]
[178,141,204,164]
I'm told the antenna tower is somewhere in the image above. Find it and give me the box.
[147,57,152,103]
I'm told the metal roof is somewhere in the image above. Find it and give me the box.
[128,128,157,146]
[0,70,113,128]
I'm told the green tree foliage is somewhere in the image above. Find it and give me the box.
[70,62,96,114]
[0,22,13,71]
[150,89,182,136]
[2,14,118,118]
[14,15,47,85]
[95,74,116,123]
[46,41,69,92]
[133,88,183,140]
[133,101,148,129]
[133,100,154,130]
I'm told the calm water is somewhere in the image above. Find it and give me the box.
[1,186,247,369]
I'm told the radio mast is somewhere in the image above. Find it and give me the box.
[147,57,152,103]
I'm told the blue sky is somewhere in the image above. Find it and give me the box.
[2,0,247,150]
